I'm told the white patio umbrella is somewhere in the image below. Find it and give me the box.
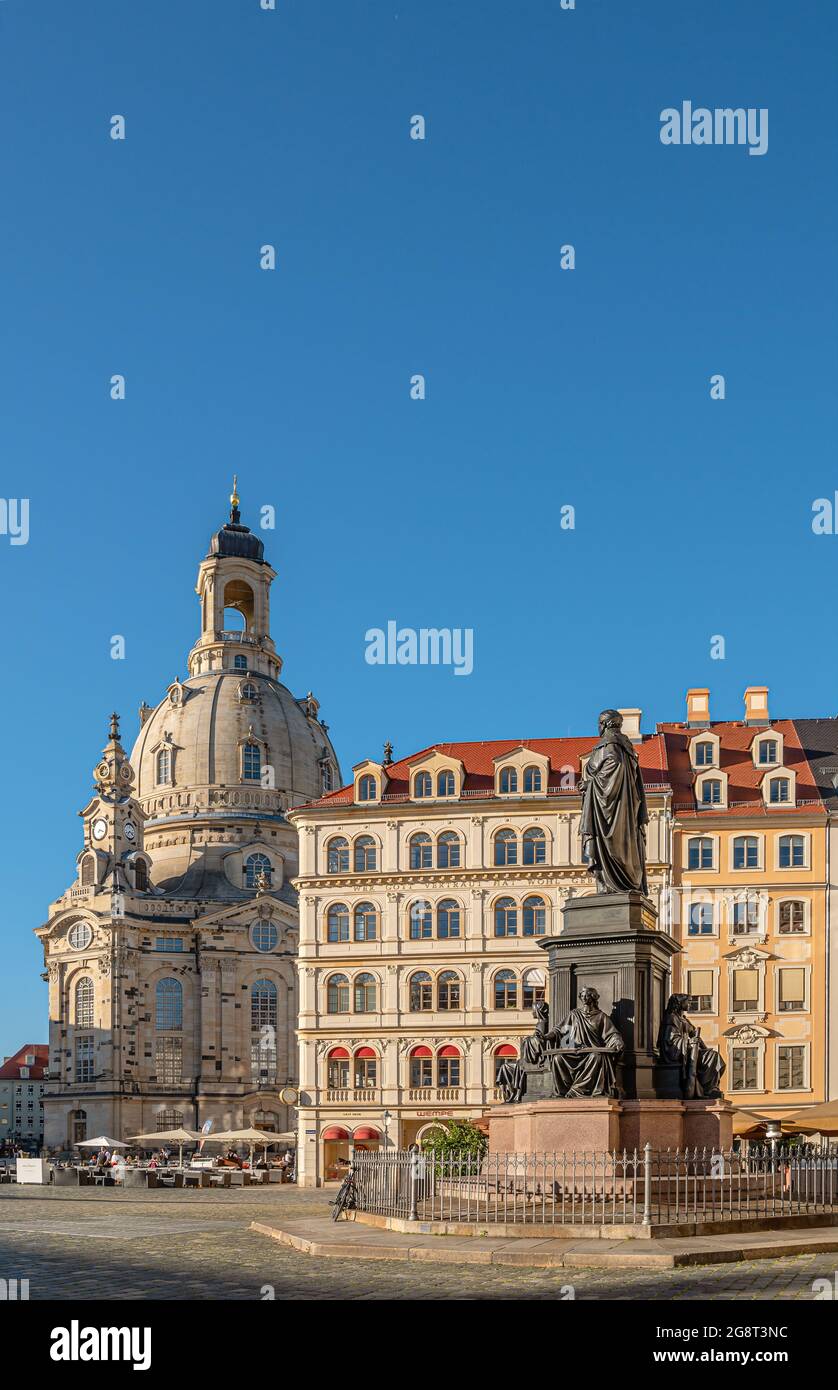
[126,1128,203,1167]
[202,1128,283,1167]
[75,1136,127,1150]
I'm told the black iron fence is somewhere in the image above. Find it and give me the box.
[351,1145,838,1227]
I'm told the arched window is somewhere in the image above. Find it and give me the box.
[80,856,95,887]
[494,829,518,866]
[779,900,805,934]
[326,904,350,943]
[327,1047,350,1089]
[769,777,790,805]
[733,836,758,870]
[522,827,546,865]
[700,779,721,806]
[437,1046,461,1088]
[156,978,183,1031]
[437,770,455,797]
[410,833,433,870]
[522,895,546,936]
[779,835,805,868]
[408,900,432,940]
[522,969,546,1009]
[134,858,148,892]
[354,836,376,873]
[438,971,461,1011]
[494,896,518,937]
[437,898,461,939]
[156,748,172,785]
[409,1045,433,1088]
[437,831,461,869]
[354,902,377,942]
[414,771,432,798]
[321,762,334,794]
[523,766,542,793]
[326,974,349,1013]
[354,1047,377,1090]
[687,836,713,870]
[245,852,272,888]
[409,971,433,1011]
[499,767,518,794]
[156,1109,184,1130]
[353,973,377,1012]
[251,980,277,1084]
[233,654,247,671]
[358,774,377,802]
[75,977,94,1028]
[494,1044,517,1083]
[242,742,261,781]
[494,970,518,1010]
[327,837,349,874]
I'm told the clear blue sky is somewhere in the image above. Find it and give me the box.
[1,0,836,1050]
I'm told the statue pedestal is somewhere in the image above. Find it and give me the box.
[488,1097,734,1155]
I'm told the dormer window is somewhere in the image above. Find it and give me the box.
[499,767,518,794]
[414,771,432,799]
[769,776,790,804]
[156,748,172,786]
[437,770,455,797]
[523,766,542,793]
[694,742,715,767]
[358,774,377,802]
[757,738,778,766]
[700,778,721,806]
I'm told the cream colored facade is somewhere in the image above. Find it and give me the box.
[289,741,672,1186]
[36,495,340,1149]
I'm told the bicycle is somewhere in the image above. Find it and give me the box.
[330,1167,357,1220]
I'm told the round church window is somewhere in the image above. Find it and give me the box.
[251,921,278,953]
[68,922,93,950]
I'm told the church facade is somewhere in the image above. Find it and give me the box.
[36,488,340,1150]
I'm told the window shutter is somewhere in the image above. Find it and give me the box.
[779,968,805,1004]
[688,970,713,998]
[734,969,759,1002]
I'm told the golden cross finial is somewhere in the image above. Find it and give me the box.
[230,474,239,507]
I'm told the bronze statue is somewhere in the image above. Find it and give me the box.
[496,1002,552,1103]
[550,987,625,1098]
[580,709,649,895]
[658,994,725,1099]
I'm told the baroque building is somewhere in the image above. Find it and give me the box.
[288,715,673,1186]
[36,487,340,1150]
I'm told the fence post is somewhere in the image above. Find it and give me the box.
[642,1142,652,1226]
[408,1151,419,1221]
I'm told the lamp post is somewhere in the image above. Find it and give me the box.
[383,1109,392,1152]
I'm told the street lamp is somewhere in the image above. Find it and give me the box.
[383,1109,392,1152]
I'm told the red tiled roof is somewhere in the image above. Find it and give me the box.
[658,721,824,817]
[0,1044,48,1081]
[310,734,671,807]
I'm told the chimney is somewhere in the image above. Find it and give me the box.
[686,688,710,727]
[744,686,769,726]
[618,708,642,743]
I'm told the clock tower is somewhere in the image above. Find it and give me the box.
[78,713,146,892]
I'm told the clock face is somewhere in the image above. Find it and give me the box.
[124,821,136,842]
[92,818,108,841]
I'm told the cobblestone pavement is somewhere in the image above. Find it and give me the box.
[0,1186,834,1300]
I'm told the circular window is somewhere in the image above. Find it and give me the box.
[68,922,93,950]
[251,921,278,953]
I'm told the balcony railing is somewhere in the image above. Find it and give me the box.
[407,1087,462,1103]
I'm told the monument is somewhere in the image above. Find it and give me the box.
[489,709,731,1154]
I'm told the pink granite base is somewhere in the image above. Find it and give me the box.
[488,1097,735,1154]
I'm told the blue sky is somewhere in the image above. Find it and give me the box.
[0,0,836,1049]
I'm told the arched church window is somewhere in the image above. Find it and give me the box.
[80,856,95,887]
[134,859,148,892]
[75,977,94,1028]
[156,749,172,785]
[245,853,272,889]
[251,980,278,1085]
[155,978,183,1031]
[242,743,261,781]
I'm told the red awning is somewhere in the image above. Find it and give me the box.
[495,1044,517,1057]
[439,1045,460,1057]
[410,1045,432,1057]
[352,1127,380,1141]
[322,1126,349,1141]
[354,1047,376,1058]
[328,1047,350,1059]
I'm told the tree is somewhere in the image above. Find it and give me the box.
[420,1119,487,1161]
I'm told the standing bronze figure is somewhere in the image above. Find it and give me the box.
[580,709,649,895]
